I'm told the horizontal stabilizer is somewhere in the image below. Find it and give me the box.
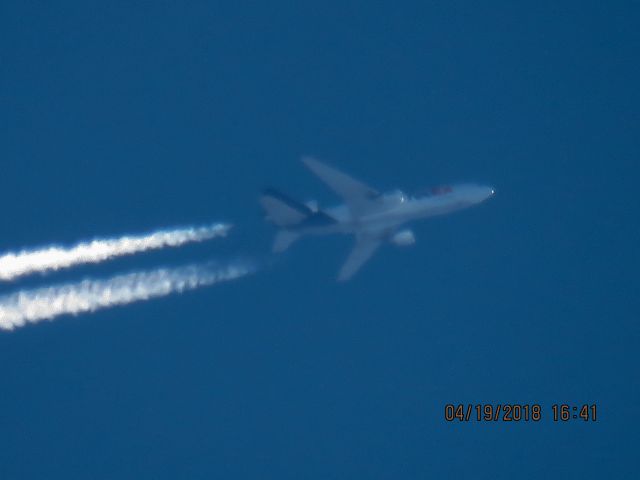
[273,230,300,253]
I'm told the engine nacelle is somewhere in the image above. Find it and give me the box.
[385,189,408,206]
[391,229,415,246]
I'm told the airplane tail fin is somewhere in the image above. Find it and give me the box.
[260,188,336,253]
[259,188,308,253]
[260,188,312,227]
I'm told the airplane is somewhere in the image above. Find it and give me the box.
[260,157,494,281]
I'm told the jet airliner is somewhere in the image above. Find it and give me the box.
[260,157,494,281]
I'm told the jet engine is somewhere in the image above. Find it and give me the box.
[385,189,408,206]
[390,229,415,246]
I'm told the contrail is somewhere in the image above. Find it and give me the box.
[0,261,254,331]
[0,223,230,281]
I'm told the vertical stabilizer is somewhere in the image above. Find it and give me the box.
[260,188,312,227]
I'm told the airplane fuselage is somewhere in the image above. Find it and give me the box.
[260,157,494,280]
[293,184,494,239]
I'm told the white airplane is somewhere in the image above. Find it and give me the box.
[260,157,494,281]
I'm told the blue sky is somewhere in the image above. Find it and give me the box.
[1,2,638,478]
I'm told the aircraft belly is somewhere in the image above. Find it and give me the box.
[297,223,352,236]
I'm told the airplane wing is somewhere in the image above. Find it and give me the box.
[337,235,382,282]
[302,157,380,216]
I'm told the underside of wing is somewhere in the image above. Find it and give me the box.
[337,236,381,282]
[302,157,380,216]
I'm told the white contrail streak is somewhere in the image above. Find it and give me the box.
[0,223,230,281]
[0,262,254,331]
